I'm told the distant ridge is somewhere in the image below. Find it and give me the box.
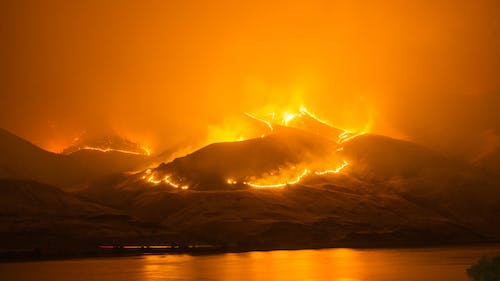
[0,128,149,188]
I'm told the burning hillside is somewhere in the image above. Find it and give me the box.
[62,133,151,156]
[1,106,499,254]
[0,128,152,188]
[141,106,364,190]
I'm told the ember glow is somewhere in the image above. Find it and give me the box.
[145,106,356,189]
[143,169,189,190]
[314,160,350,176]
[244,112,274,132]
[223,159,349,188]
[242,105,368,143]
[243,169,310,188]
[76,146,151,156]
[61,133,153,156]
[337,131,366,144]
[241,159,349,188]
[253,106,334,129]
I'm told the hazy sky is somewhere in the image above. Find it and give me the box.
[1,0,499,157]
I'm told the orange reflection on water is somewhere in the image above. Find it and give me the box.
[136,247,494,281]
[140,249,365,281]
[1,246,499,281]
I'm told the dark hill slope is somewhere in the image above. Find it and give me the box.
[157,130,336,189]
[0,128,149,188]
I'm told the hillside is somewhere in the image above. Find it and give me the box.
[1,128,499,254]
[0,128,150,188]
[156,129,337,189]
[77,132,500,249]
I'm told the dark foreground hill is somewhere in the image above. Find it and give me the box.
[81,176,490,250]
[0,128,150,188]
[0,179,153,256]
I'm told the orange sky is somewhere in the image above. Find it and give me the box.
[1,0,499,157]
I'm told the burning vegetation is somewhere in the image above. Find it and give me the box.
[142,106,365,190]
[63,133,151,156]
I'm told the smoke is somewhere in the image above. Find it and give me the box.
[1,0,499,158]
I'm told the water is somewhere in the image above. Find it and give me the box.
[1,245,499,281]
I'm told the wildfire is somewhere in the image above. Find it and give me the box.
[241,168,310,188]
[146,175,162,185]
[244,105,366,141]
[78,146,152,156]
[337,131,365,144]
[282,112,297,126]
[226,179,237,185]
[143,170,189,190]
[61,133,153,156]
[314,160,349,175]
[297,105,333,127]
[141,146,152,156]
[223,160,350,188]
[144,105,366,189]
[244,112,274,132]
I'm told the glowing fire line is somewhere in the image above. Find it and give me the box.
[314,160,349,175]
[243,168,310,188]
[164,175,190,190]
[282,112,296,126]
[78,146,151,156]
[245,106,365,144]
[143,106,364,189]
[146,175,162,185]
[298,106,334,127]
[337,131,365,144]
[143,170,189,190]
[244,112,274,132]
[224,159,349,188]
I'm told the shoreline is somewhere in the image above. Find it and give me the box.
[2,240,500,263]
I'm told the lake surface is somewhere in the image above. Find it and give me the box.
[1,245,500,281]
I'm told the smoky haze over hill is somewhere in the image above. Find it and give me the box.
[1,1,499,159]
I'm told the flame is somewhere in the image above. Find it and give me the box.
[298,105,333,127]
[61,131,153,156]
[146,175,162,185]
[163,175,179,188]
[244,112,274,132]
[314,160,349,175]
[226,159,349,188]
[282,112,297,126]
[145,105,367,189]
[261,105,335,128]
[207,105,369,144]
[248,105,367,139]
[337,131,366,144]
[78,146,151,156]
[143,170,189,190]
[141,146,152,156]
[243,168,310,188]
